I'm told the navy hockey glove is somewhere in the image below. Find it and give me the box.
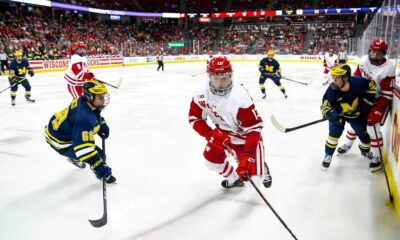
[28,70,34,77]
[98,117,109,139]
[90,158,112,180]
[326,110,344,125]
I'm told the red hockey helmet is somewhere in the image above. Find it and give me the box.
[207,57,233,96]
[369,39,388,53]
[71,41,86,51]
[207,56,232,74]
[369,39,388,65]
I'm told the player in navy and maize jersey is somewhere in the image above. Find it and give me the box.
[45,80,116,183]
[8,50,35,106]
[320,64,376,168]
[258,50,287,99]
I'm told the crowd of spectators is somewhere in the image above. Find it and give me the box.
[218,24,260,54]
[0,5,187,59]
[308,22,356,54]
[0,2,360,60]
[256,24,306,54]
[188,26,218,54]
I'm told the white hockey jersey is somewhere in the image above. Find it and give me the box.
[323,53,337,70]
[64,54,90,86]
[189,83,263,145]
[354,55,395,102]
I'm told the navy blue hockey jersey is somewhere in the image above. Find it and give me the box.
[321,76,376,119]
[45,97,103,163]
[259,58,281,75]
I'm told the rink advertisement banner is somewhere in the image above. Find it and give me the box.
[28,55,360,73]
[29,57,124,72]
[386,85,400,217]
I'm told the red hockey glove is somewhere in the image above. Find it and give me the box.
[82,71,95,80]
[236,153,257,181]
[206,129,231,151]
[367,107,385,125]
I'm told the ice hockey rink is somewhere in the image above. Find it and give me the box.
[0,61,399,240]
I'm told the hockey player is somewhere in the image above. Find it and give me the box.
[8,50,35,106]
[258,50,287,99]
[189,56,272,188]
[336,39,396,172]
[323,48,338,85]
[45,80,116,183]
[321,64,376,168]
[64,41,95,98]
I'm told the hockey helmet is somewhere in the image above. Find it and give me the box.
[14,51,23,57]
[83,80,109,110]
[70,41,86,56]
[207,56,233,96]
[369,39,387,65]
[71,41,86,50]
[369,39,388,53]
[330,64,351,90]
[267,50,275,55]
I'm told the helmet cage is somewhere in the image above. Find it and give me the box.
[209,73,233,96]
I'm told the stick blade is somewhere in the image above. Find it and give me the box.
[116,77,123,89]
[271,115,287,133]
[89,215,107,228]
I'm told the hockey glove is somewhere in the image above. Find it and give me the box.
[28,70,34,77]
[367,107,385,125]
[82,71,95,80]
[90,158,112,180]
[98,117,110,139]
[326,110,344,125]
[236,153,257,181]
[9,77,18,84]
[206,129,231,151]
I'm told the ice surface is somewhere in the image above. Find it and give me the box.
[0,61,398,240]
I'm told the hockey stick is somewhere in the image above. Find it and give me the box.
[225,145,298,240]
[372,125,393,206]
[89,135,108,228]
[95,77,122,89]
[281,76,308,85]
[271,115,326,133]
[190,72,205,77]
[0,77,27,94]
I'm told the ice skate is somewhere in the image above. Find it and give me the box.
[337,144,351,154]
[221,179,244,188]
[369,157,383,172]
[322,154,332,168]
[67,158,86,168]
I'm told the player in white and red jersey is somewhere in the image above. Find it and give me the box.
[323,48,338,85]
[188,56,272,188]
[337,39,395,172]
[64,41,95,98]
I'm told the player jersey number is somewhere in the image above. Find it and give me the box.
[51,108,69,130]
[82,131,94,141]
